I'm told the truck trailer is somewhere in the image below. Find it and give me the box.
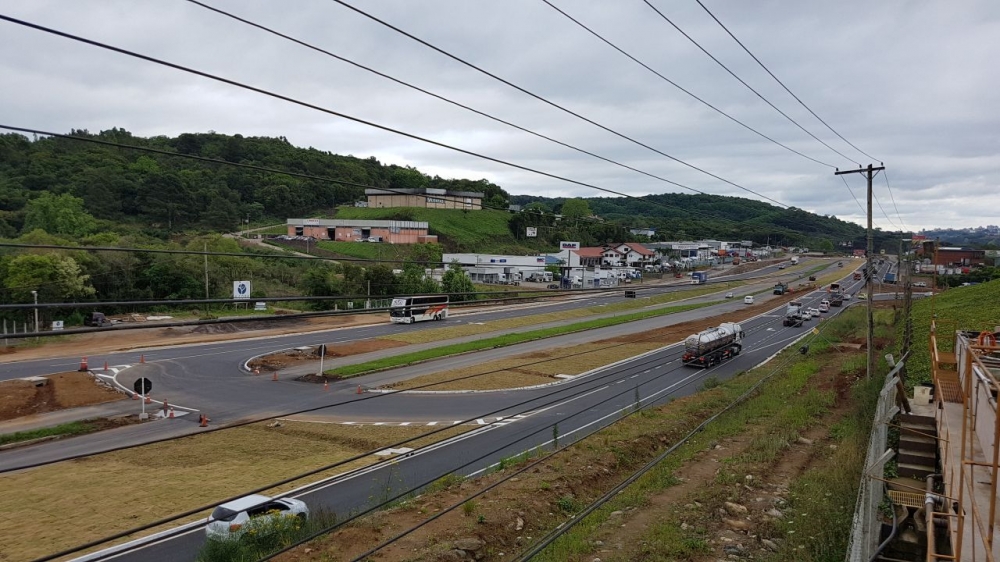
[682,322,744,367]
[691,271,708,284]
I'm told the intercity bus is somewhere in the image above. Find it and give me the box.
[389,295,449,324]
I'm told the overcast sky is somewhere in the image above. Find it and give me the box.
[1,0,998,231]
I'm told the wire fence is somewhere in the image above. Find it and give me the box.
[846,366,902,561]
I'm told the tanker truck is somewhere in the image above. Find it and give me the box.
[682,322,745,368]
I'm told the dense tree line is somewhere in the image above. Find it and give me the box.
[510,193,904,252]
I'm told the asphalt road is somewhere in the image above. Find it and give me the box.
[81,264,884,562]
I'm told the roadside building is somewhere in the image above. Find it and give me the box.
[914,244,986,267]
[365,187,483,210]
[286,218,438,244]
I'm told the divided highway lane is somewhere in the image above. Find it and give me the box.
[0,258,800,382]
[80,267,869,562]
[0,261,830,471]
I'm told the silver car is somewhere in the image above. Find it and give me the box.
[205,494,309,540]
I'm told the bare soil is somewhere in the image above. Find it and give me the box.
[0,372,124,422]
[248,339,409,372]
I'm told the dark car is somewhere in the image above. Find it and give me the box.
[809,275,817,281]
[783,314,804,327]
[547,284,560,289]
[84,312,112,327]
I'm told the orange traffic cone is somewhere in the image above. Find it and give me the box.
[140,354,145,364]
[199,414,208,427]
[272,371,278,382]
[144,394,152,404]
[79,356,89,371]
[323,380,329,392]
[356,385,363,395]
[168,407,175,419]
[132,392,139,400]
[254,367,260,375]
[104,361,109,371]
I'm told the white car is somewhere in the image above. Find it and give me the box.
[818,302,830,313]
[744,295,754,304]
[800,309,813,320]
[206,494,309,540]
[725,292,734,299]
[807,307,821,317]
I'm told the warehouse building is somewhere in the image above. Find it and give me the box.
[286,218,438,244]
[365,187,483,210]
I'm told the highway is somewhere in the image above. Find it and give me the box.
[56,262,886,562]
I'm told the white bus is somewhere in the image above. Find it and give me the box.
[389,295,449,324]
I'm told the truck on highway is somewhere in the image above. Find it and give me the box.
[682,322,744,367]
[829,282,841,293]
[884,272,897,284]
[853,271,863,281]
[790,256,799,265]
[786,300,804,316]
[691,271,708,284]
[829,293,844,307]
[773,282,788,295]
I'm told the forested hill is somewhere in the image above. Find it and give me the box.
[512,192,901,251]
[0,128,507,238]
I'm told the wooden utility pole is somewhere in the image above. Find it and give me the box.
[835,163,885,379]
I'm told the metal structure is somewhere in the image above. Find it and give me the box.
[931,322,1000,561]
[846,363,902,561]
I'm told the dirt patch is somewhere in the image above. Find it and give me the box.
[249,339,409,371]
[0,372,124,422]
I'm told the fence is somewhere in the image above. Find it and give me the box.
[846,363,904,561]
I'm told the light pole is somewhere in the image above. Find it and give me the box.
[30,290,38,334]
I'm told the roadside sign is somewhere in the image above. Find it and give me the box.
[233,281,251,299]
[133,377,152,395]
[526,227,537,237]
[254,302,267,311]
[51,320,64,331]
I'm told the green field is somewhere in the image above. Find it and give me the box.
[334,207,536,253]
[908,278,1000,385]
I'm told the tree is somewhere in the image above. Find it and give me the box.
[560,198,591,219]
[441,262,476,301]
[22,192,96,237]
[3,253,95,303]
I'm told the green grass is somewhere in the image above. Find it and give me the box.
[334,207,533,252]
[907,278,1000,385]
[0,421,97,446]
[325,301,714,378]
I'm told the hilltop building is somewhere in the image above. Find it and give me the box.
[365,188,483,210]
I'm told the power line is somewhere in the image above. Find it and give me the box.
[637,0,859,166]
[839,175,867,218]
[327,0,789,208]
[882,170,908,232]
[539,0,836,170]
[0,18,754,230]
[184,0,712,200]
[691,0,880,163]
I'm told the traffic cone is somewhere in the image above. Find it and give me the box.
[356,385,363,395]
[132,392,139,400]
[104,361,109,371]
[79,356,89,371]
[199,414,208,427]
[139,354,145,364]
[168,407,175,419]
[144,394,152,404]
[254,367,260,375]
[323,380,329,392]
[272,371,278,382]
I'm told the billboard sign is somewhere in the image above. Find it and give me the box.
[526,227,537,237]
[233,281,252,299]
[560,241,580,250]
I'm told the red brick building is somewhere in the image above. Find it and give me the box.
[915,243,986,266]
[286,219,437,244]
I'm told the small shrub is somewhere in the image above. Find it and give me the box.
[462,500,478,517]
[702,376,720,390]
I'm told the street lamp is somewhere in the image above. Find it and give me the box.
[30,290,38,333]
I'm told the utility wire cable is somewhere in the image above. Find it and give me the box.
[637,0,859,166]
[186,0,712,199]
[328,0,789,208]
[539,0,836,170]
[839,174,867,218]
[692,0,880,163]
[882,170,907,232]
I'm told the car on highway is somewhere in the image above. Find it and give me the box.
[743,295,754,304]
[778,264,786,270]
[800,309,813,320]
[818,301,830,313]
[809,275,817,281]
[206,494,308,541]
[547,284,560,289]
[807,307,821,318]
[725,292,734,299]
[914,281,927,287]
[858,293,868,300]
[783,314,804,327]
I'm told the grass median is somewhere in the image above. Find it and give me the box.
[325,301,715,379]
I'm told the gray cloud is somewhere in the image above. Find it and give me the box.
[1,0,997,230]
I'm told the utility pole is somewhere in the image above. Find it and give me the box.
[203,242,210,300]
[835,163,885,379]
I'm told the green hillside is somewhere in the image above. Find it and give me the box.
[908,279,1000,385]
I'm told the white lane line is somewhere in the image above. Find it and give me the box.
[630,375,639,379]
[476,419,487,425]
[642,369,650,374]
[426,421,438,426]
[399,422,411,426]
